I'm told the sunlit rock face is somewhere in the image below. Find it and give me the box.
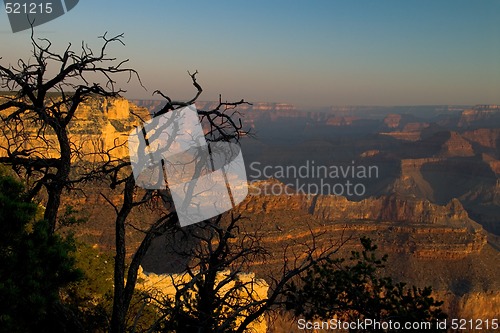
[136,266,269,333]
[0,95,150,161]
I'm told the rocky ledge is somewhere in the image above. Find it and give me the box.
[238,180,487,259]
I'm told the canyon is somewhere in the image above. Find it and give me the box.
[234,180,499,320]
[1,95,498,325]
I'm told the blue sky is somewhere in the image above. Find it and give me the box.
[1,0,499,107]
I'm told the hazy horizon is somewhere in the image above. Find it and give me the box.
[1,0,499,107]
[2,91,488,110]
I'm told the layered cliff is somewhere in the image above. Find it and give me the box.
[463,128,500,151]
[234,180,497,320]
[0,95,150,161]
[238,180,487,260]
[311,194,472,226]
[458,105,500,128]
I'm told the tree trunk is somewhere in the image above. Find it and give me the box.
[44,187,62,234]
[110,176,135,333]
[45,125,71,234]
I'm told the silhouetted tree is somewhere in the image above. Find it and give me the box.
[285,237,447,332]
[0,30,140,234]
[123,211,346,333]
[102,73,254,333]
[0,31,257,332]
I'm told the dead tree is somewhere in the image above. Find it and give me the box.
[100,73,344,332]
[0,30,140,233]
[143,213,268,332]
[100,73,253,333]
[0,31,342,332]
[134,212,348,333]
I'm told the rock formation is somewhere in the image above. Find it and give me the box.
[3,96,496,323]
[136,266,268,333]
[235,180,497,320]
[0,95,150,161]
[240,180,486,259]
[439,131,475,157]
[463,128,500,150]
[458,105,500,128]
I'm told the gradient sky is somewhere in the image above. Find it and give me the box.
[1,0,499,107]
